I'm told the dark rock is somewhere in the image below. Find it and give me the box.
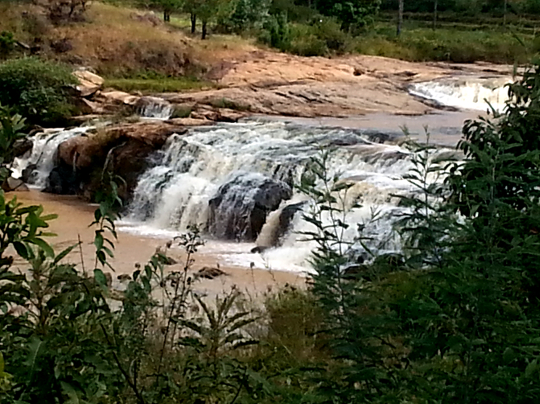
[13,138,33,158]
[117,274,132,282]
[2,177,29,192]
[51,38,73,53]
[196,266,227,279]
[53,121,186,200]
[256,201,305,248]
[46,164,79,195]
[21,163,37,184]
[208,173,292,241]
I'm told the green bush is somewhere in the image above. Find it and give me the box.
[0,31,15,59]
[0,57,78,126]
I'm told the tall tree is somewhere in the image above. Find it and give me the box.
[397,0,403,35]
[315,0,381,31]
[151,0,183,21]
[432,0,437,30]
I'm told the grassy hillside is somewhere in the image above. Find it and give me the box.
[0,2,256,81]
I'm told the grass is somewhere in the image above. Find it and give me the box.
[103,76,213,93]
[0,2,255,78]
[269,17,537,64]
[355,22,535,63]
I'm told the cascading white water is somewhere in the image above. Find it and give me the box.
[410,76,513,112]
[122,121,452,273]
[137,97,174,120]
[12,126,91,189]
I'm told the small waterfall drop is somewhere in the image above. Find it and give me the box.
[137,96,174,120]
[12,126,91,189]
[123,121,452,273]
[410,76,512,111]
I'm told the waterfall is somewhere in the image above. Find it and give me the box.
[410,76,512,112]
[12,126,91,189]
[137,96,174,120]
[122,121,452,272]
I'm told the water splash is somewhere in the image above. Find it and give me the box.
[12,126,91,189]
[410,76,512,112]
[123,121,452,272]
[137,96,174,120]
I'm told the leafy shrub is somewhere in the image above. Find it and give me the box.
[0,57,78,125]
[0,31,15,59]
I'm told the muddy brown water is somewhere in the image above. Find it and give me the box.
[9,190,306,300]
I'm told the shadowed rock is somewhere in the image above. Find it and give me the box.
[208,173,292,241]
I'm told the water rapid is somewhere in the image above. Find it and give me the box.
[122,121,452,273]
[410,76,512,112]
[12,126,91,189]
[137,97,174,120]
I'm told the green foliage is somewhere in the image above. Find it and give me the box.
[0,31,14,59]
[0,57,78,126]
[290,64,540,403]
[316,0,381,31]
[0,104,26,180]
[104,76,212,94]
[209,97,251,110]
[225,0,270,33]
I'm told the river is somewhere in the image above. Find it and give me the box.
[9,74,510,296]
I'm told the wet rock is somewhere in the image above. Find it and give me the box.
[13,137,33,158]
[104,272,113,287]
[117,274,132,282]
[46,164,79,195]
[3,177,29,192]
[196,266,227,279]
[53,121,186,200]
[21,163,37,183]
[208,173,292,241]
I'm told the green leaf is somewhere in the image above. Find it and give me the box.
[94,269,108,287]
[13,241,29,260]
[29,237,54,258]
[53,244,77,265]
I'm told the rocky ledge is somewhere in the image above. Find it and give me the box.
[46,121,187,201]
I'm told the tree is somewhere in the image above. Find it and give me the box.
[151,0,183,21]
[315,0,381,31]
[397,0,403,35]
[183,0,202,33]
[185,0,231,39]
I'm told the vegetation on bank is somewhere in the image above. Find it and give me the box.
[0,57,78,125]
[0,0,539,87]
[103,76,213,94]
[2,61,540,402]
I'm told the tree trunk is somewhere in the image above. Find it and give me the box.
[191,13,197,34]
[201,20,208,40]
[433,0,438,30]
[397,0,404,36]
[503,0,508,27]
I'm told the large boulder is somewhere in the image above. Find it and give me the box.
[208,173,292,241]
[73,70,104,98]
[49,121,187,200]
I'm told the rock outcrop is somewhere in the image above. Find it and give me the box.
[48,121,187,200]
[208,173,292,241]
